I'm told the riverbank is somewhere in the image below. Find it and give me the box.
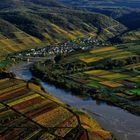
[30,66,140,116]
[28,82,115,140]
[8,61,140,140]
[0,77,89,140]
[92,94,140,116]
[0,71,115,140]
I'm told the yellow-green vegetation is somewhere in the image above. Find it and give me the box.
[90,47,116,54]
[84,69,128,88]
[0,78,88,140]
[85,70,112,76]
[74,110,113,140]
[0,59,13,69]
[81,56,103,63]
[0,32,42,57]
[0,77,115,140]
[99,81,123,88]
[80,46,137,63]
[99,73,128,80]
[125,62,140,70]
[31,42,140,116]
[80,115,112,140]
[120,30,140,42]
[0,0,126,57]
[29,82,115,140]
[28,83,66,107]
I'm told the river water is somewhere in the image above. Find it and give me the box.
[9,62,140,140]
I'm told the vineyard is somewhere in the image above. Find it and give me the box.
[66,44,140,97]
[0,31,42,58]
[0,78,87,140]
[80,45,138,63]
[33,42,140,114]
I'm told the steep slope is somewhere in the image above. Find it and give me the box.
[59,0,140,31]
[119,29,140,43]
[0,18,41,57]
[0,0,126,57]
[0,9,126,40]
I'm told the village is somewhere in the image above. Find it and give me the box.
[14,37,109,58]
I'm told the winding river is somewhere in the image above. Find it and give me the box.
[9,62,140,140]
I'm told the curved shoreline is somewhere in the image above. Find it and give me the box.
[30,66,140,116]
[8,61,140,140]
[28,81,115,140]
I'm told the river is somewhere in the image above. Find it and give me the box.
[9,62,140,140]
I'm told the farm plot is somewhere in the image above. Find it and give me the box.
[118,43,140,54]
[80,45,136,64]
[69,72,106,88]
[0,103,42,140]
[125,62,140,70]
[80,56,103,63]
[85,70,128,80]
[84,69,130,89]
[69,73,91,84]
[126,76,140,83]
[33,106,74,127]
[99,81,123,88]
[54,116,78,137]
[90,46,116,54]
[0,78,82,139]
[0,82,27,94]
[0,60,13,69]
[116,93,136,99]
[99,73,128,80]
[85,70,112,76]
[86,80,106,88]
[128,89,140,95]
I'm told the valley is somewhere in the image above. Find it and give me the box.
[6,40,140,139]
[29,43,140,115]
[0,0,140,140]
[0,0,127,57]
[8,58,140,140]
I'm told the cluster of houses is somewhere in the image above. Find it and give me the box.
[16,37,109,58]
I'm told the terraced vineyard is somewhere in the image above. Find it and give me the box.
[0,31,42,57]
[0,78,87,140]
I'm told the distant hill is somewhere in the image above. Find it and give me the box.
[59,0,140,8]
[0,0,126,57]
[59,0,140,30]
[0,0,64,9]
[119,29,140,43]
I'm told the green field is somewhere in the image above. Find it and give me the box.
[128,89,140,95]
[34,43,140,97]
[0,60,13,69]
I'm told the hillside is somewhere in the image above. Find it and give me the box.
[59,0,140,8]
[119,29,140,43]
[0,0,64,9]
[0,0,126,57]
[59,0,140,30]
